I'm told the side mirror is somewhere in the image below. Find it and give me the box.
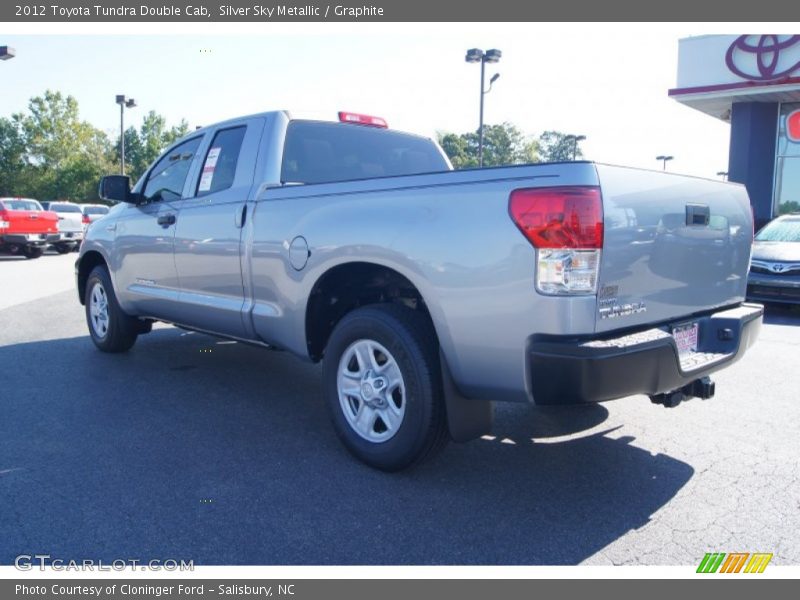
[99,175,134,203]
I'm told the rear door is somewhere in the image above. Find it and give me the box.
[172,117,264,338]
[595,164,753,333]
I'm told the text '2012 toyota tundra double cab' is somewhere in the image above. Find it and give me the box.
[77,110,763,470]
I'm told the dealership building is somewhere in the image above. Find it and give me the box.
[670,35,800,229]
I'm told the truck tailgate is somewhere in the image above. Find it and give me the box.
[595,164,752,333]
[4,208,59,235]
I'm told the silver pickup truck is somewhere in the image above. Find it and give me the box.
[77,110,763,470]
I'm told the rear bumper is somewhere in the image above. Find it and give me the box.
[50,231,83,244]
[528,303,763,405]
[0,233,49,246]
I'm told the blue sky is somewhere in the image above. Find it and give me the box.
[0,25,733,177]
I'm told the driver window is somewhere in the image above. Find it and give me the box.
[142,136,203,203]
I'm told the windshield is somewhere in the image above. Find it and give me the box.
[84,206,109,215]
[50,203,82,213]
[281,120,450,184]
[1,199,42,211]
[755,218,800,242]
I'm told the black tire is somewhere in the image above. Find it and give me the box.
[54,244,72,254]
[323,304,449,471]
[84,265,139,353]
[22,246,43,259]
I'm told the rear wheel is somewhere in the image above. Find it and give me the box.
[54,244,72,254]
[323,304,448,471]
[22,246,43,259]
[85,265,139,353]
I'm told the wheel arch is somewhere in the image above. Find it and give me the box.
[304,261,442,362]
[76,250,109,305]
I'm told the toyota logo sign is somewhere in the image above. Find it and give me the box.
[725,35,800,82]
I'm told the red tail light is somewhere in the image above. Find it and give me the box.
[338,111,388,128]
[82,214,90,224]
[508,186,603,249]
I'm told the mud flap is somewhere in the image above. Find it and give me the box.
[439,349,493,442]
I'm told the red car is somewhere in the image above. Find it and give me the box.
[0,197,60,259]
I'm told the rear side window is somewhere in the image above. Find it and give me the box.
[143,136,203,202]
[50,203,82,213]
[281,120,449,184]
[197,126,246,196]
[2,199,42,210]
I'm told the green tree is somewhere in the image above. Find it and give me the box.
[778,200,800,215]
[17,90,115,200]
[437,122,539,169]
[537,130,584,163]
[437,131,475,169]
[119,110,190,183]
[0,115,28,196]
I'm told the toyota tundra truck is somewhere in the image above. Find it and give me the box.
[76,110,763,470]
[0,197,59,259]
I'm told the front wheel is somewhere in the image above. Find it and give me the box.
[85,265,139,353]
[22,246,43,259]
[54,244,72,254]
[323,304,449,471]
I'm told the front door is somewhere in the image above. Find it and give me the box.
[113,135,204,322]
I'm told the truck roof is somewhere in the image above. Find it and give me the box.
[181,110,431,143]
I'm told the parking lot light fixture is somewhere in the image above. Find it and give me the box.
[0,46,16,60]
[466,47,502,167]
[116,95,137,175]
[656,155,674,171]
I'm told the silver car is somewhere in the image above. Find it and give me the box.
[747,213,800,305]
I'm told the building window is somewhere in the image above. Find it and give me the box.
[774,102,800,215]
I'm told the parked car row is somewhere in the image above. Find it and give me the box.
[0,197,109,259]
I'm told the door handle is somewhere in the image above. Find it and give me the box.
[686,204,710,226]
[157,214,177,227]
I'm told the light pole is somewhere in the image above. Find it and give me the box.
[656,155,674,171]
[717,171,729,181]
[116,94,137,175]
[567,134,586,160]
[465,48,502,167]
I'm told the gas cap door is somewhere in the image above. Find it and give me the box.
[289,236,310,270]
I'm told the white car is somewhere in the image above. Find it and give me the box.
[80,204,110,230]
[41,201,84,253]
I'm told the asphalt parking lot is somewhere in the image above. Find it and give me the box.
[1,251,799,566]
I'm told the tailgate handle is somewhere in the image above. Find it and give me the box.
[686,203,710,226]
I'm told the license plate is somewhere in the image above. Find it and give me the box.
[672,322,699,356]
